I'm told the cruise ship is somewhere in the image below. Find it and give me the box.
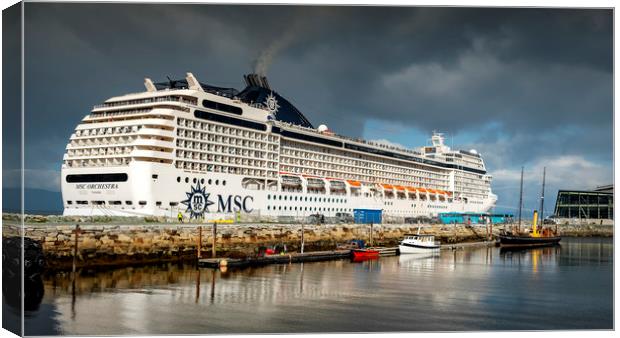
[61,72,497,221]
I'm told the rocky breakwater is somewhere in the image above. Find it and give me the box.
[2,214,612,270]
[4,222,494,270]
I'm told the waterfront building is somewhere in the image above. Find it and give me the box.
[60,72,497,221]
[552,185,613,225]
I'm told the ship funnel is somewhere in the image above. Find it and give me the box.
[243,73,271,90]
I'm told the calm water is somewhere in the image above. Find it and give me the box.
[11,237,614,335]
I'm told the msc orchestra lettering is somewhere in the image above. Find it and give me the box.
[75,183,119,190]
[60,71,497,220]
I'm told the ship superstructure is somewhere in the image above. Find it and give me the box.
[61,72,497,221]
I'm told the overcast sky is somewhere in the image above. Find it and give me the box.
[9,4,613,214]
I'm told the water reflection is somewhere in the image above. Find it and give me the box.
[499,245,562,273]
[20,237,613,335]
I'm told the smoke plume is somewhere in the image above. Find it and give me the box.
[253,21,305,76]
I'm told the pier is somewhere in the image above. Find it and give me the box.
[198,250,352,268]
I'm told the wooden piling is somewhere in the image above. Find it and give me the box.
[301,223,305,254]
[197,226,202,259]
[72,224,81,273]
[211,223,217,258]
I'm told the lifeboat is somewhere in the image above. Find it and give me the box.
[306,178,325,189]
[329,180,346,191]
[281,175,302,187]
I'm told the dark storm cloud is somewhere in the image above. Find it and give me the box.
[17,3,612,212]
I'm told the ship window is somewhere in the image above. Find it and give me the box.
[126,201,133,205]
[202,99,243,115]
[108,201,122,205]
[91,201,105,205]
[208,179,212,185]
[66,173,128,183]
[267,206,270,210]
[177,177,181,183]
[67,201,73,205]
[152,174,158,179]
[267,195,271,200]
[193,178,197,183]
[215,180,219,185]
[139,201,147,205]
[194,110,266,132]
[201,179,205,184]
[222,180,226,186]
[156,201,162,206]
[170,202,178,206]
[76,201,88,205]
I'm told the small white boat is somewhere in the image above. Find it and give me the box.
[399,230,440,254]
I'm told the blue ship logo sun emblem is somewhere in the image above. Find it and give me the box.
[181,182,214,219]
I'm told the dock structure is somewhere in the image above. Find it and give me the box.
[440,241,495,250]
[367,247,399,256]
[198,250,352,269]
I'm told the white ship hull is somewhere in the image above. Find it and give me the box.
[60,72,497,221]
[62,164,494,220]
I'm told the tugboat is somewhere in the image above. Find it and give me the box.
[498,167,561,248]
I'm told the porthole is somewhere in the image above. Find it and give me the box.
[193,178,197,183]
[223,180,226,186]
[201,178,205,184]
[208,179,212,185]
[279,195,282,200]
[176,177,181,183]
[185,177,189,183]
[215,180,219,185]
[267,206,270,210]
[267,195,271,200]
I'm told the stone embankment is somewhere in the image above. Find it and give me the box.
[2,213,613,270]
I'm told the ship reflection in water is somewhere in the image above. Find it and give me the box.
[17,237,612,335]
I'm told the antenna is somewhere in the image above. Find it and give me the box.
[166,76,175,88]
[517,166,524,233]
[539,167,546,225]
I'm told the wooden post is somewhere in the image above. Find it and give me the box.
[454,222,457,243]
[212,222,217,258]
[301,223,305,254]
[197,226,202,259]
[72,224,81,274]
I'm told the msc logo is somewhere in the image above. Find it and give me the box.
[181,182,214,219]
[181,182,254,219]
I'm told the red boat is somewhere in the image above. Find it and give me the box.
[351,249,380,260]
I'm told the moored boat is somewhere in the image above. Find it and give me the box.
[398,228,441,254]
[351,248,380,260]
[498,210,561,247]
[498,167,561,248]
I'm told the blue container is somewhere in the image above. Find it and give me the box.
[439,212,514,225]
[353,209,382,224]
